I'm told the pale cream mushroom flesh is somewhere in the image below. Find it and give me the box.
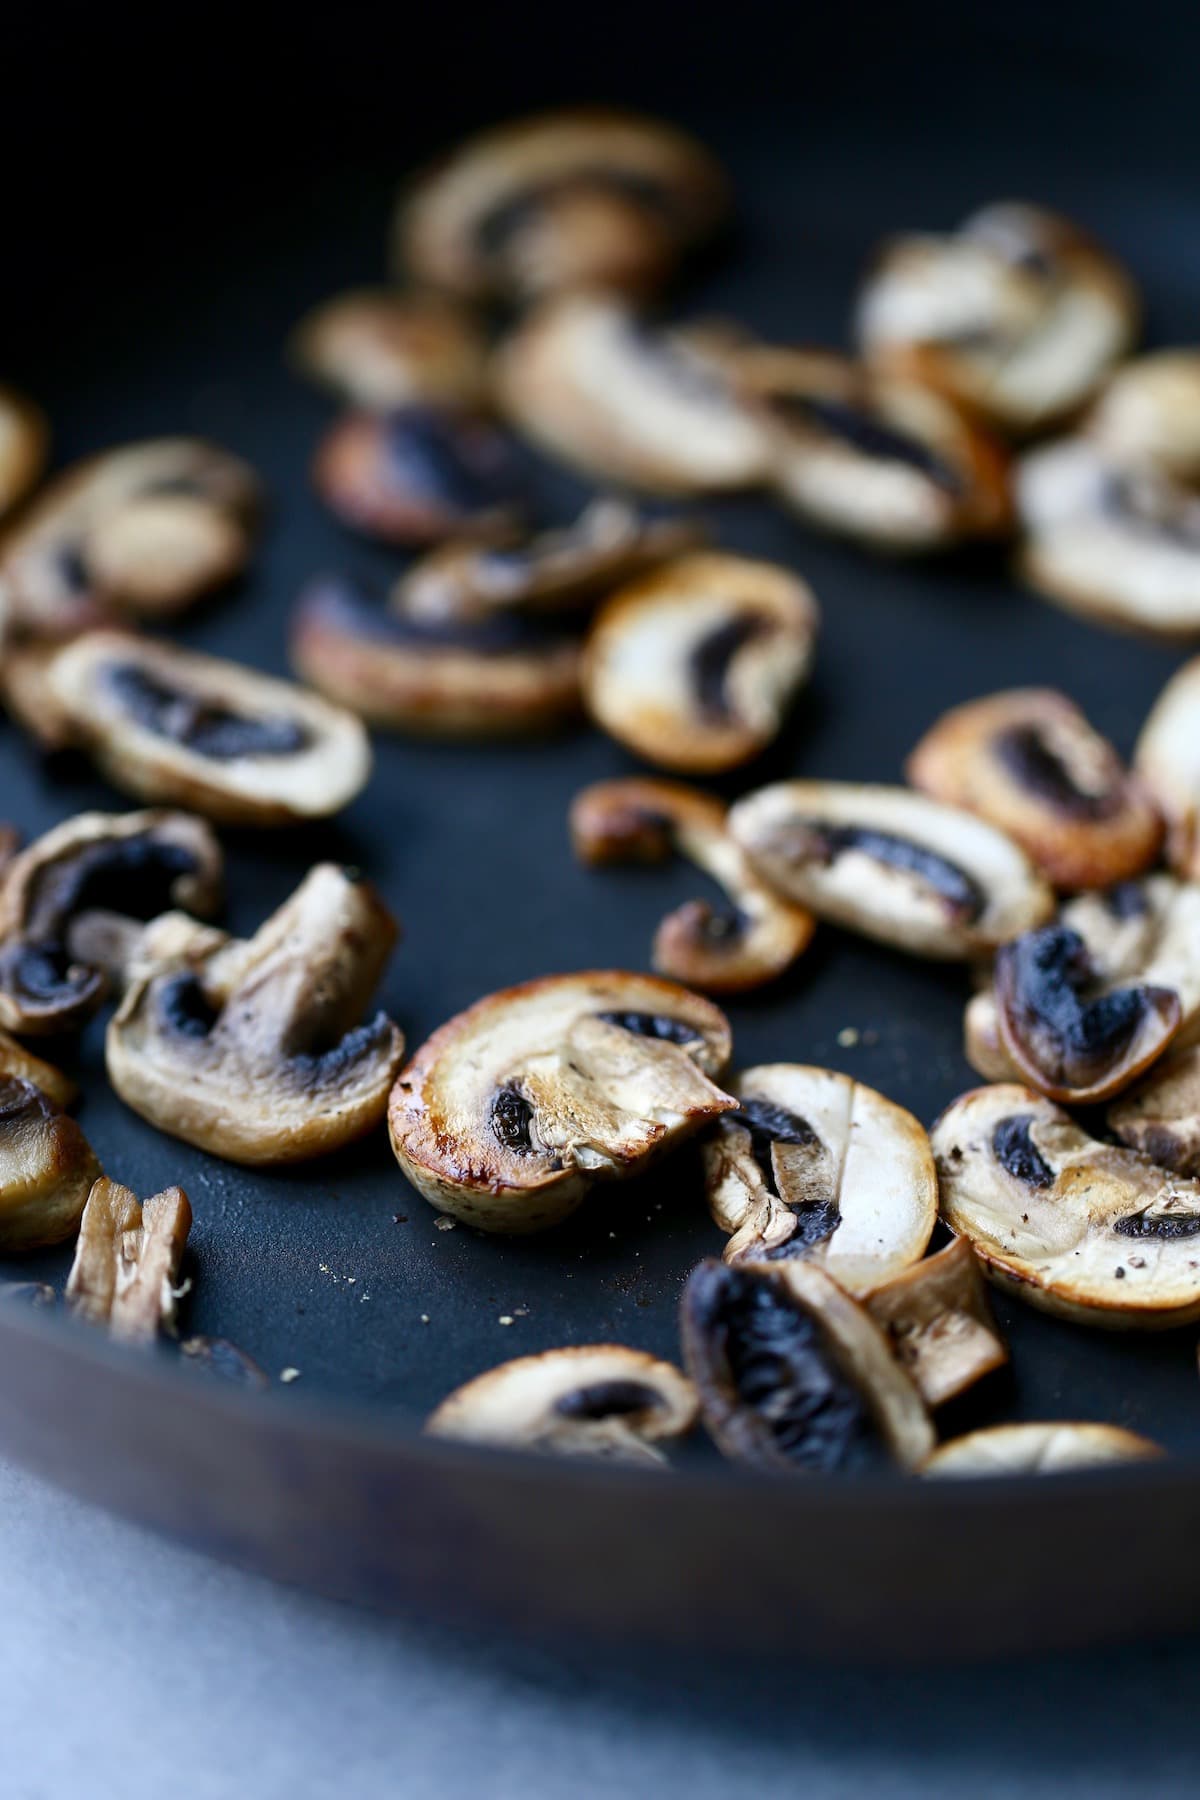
[923,1422,1162,1477]
[862,1238,1008,1409]
[66,1178,193,1346]
[1136,656,1200,881]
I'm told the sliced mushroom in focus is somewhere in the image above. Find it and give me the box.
[933,1082,1200,1326]
[1136,656,1200,880]
[0,385,47,521]
[583,553,818,773]
[1108,1044,1200,1175]
[289,289,489,412]
[66,1178,192,1346]
[107,864,405,1165]
[907,687,1163,891]
[1088,349,1200,484]
[862,1238,1008,1408]
[704,1064,936,1286]
[426,1344,697,1467]
[312,407,523,546]
[0,1077,103,1252]
[729,780,1053,959]
[389,971,734,1232]
[923,1421,1163,1477]
[570,778,815,993]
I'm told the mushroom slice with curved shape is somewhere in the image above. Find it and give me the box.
[426,1345,697,1467]
[907,687,1163,891]
[861,1238,1008,1409]
[107,864,405,1166]
[289,289,488,412]
[0,1032,76,1109]
[924,1421,1162,1477]
[570,778,814,994]
[1136,657,1200,880]
[583,553,818,774]
[66,1178,192,1346]
[290,574,583,738]
[856,201,1139,437]
[1088,350,1200,484]
[394,108,728,303]
[312,407,523,547]
[933,1082,1200,1327]
[389,971,734,1233]
[0,386,47,520]
[704,1064,937,1287]
[41,630,371,825]
[963,987,1021,1085]
[1108,1045,1200,1175]
[0,1077,103,1252]
[729,781,1053,960]
[680,1258,933,1473]
[494,296,769,495]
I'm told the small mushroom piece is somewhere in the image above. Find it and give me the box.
[923,1422,1163,1477]
[178,1336,270,1389]
[862,1238,1008,1408]
[288,289,488,412]
[729,781,1053,959]
[0,385,48,520]
[907,688,1163,891]
[583,553,818,773]
[0,1077,103,1252]
[65,1178,192,1345]
[1108,1045,1200,1174]
[1088,350,1200,484]
[1136,656,1200,880]
[312,406,523,546]
[494,296,769,495]
[425,1345,697,1466]
[40,629,371,825]
[106,864,404,1165]
[704,1064,937,1287]
[0,1032,76,1108]
[389,971,734,1232]
[680,1258,934,1473]
[395,108,728,303]
[856,202,1139,436]
[932,1082,1200,1326]
[570,778,815,993]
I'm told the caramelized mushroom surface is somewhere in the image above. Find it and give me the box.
[0,1077,103,1252]
[0,386,47,521]
[289,289,488,412]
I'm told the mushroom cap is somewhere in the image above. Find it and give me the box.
[426,1344,698,1466]
[0,1077,103,1252]
[42,629,371,825]
[0,385,48,520]
[389,970,734,1233]
[582,552,818,774]
[729,780,1053,959]
[923,1421,1163,1477]
[862,1237,1008,1409]
[933,1081,1200,1326]
[1088,349,1200,483]
[66,1177,192,1345]
[289,288,489,412]
[1108,1043,1200,1174]
[705,1063,937,1288]
[906,687,1164,891]
[312,407,523,547]
[1136,655,1200,880]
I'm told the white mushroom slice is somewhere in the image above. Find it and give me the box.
[389,971,734,1232]
[1088,350,1200,483]
[933,1082,1200,1327]
[1136,656,1200,880]
[680,1257,934,1473]
[41,630,371,825]
[570,778,814,994]
[583,553,818,774]
[494,296,769,495]
[963,987,1020,1084]
[289,289,488,412]
[1108,1045,1200,1174]
[426,1345,697,1466]
[1017,437,1200,636]
[0,1077,103,1252]
[65,1178,192,1346]
[923,1422,1162,1477]
[312,408,523,547]
[857,202,1138,435]
[107,864,405,1166]
[0,385,47,520]
[862,1238,1008,1408]
[729,781,1052,959]
[704,1064,936,1288]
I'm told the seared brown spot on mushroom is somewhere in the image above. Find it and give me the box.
[313,407,523,547]
[65,1178,192,1345]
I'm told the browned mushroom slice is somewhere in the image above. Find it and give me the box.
[933,1082,1200,1326]
[41,630,371,825]
[395,108,728,303]
[312,407,523,547]
[107,864,404,1166]
[856,201,1139,436]
[1136,657,1200,879]
[729,780,1052,959]
[570,778,814,993]
[290,574,583,737]
[680,1258,933,1473]
[65,1178,192,1345]
[178,1335,270,1388]
[1108,1045,1200,1174]
[0,1077,103,1252]
[583,553,818,774]
[907,688,1163,891]
[289,289,488,412]
[389,971,733,1233]
[494,296,769,495]
[1089,350,1200,483]
[0,1031,76,1108]
[0,385,47,520]
[924,1421,1163,1477]
[705,1064,936,1286]
[426,1344,697,1466]
[862,1238,1008,1408]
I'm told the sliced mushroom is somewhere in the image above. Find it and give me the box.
[179,1335,270,1388]
[704,1064,937,1287]
[107,864,405,1165]
[963,986,1020,1084]
[856,201,1139,436]
[862,1238,1008,1408]
[40,629,371,824]
[907,687,1163,891]
[1108,1045,1200,1174]
[312,407,522,546]
[680,1258,933,1473]
[0,385,47,520]
[570,778,815,993]
[494,296,769,495]
[1136,656,1200,879]
[389,971,733,1232]
[1088,350,1200,484]
[65,1178,192,1345]
[289,289,488,412]
[426,1344,697,1466]
[924,1421,1163,1477]
[0,1032,76,1109]
[395,108,728,303]
[933,1082,1200,1326]
[582,553,818,773]
[729,780,1053,959]
[0,1077,103,1252]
